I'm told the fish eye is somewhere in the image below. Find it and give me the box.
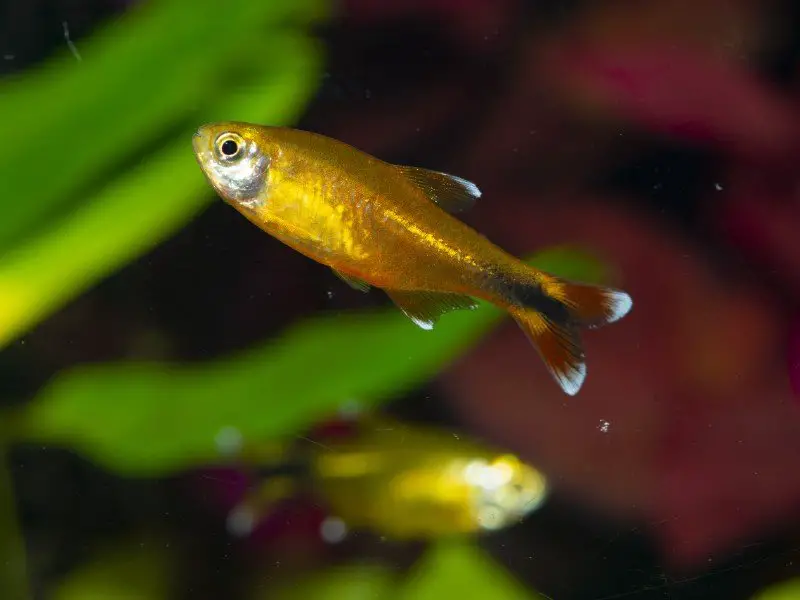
[215,133,244,161]
[221,139,238,156]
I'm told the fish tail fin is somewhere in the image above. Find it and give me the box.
[547,279,633,329]
[508,277,632,396]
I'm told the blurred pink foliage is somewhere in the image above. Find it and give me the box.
[316,0,800,572]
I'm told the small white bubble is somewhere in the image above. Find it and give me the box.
[215,426,243,456]
[320,516,348,544]
[227,506,256,537]
[598,420,610,433]
[452,433,460,440]
[326,290,334,299]
[714,183,723,191]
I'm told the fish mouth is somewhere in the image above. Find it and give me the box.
[192,125,210,156]
[192,125,216,174]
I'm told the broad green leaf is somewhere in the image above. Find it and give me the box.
[751,579,800,600]
[15,248,610,475]
[0,32,322,349]
[50,537,172,600]
[398,540,541,600]
[0,0,327,252]
[264,564,394,600]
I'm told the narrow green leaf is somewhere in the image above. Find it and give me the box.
[14,249,610,475]
[0,0,327,251]
[398,540,541,600]
[0,32,322,349]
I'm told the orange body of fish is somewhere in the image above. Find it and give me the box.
[192,122,632,395]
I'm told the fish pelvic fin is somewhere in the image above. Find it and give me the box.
[332,268,371,292]
[508,278,632,396]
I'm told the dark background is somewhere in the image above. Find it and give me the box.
[3,1,800,598]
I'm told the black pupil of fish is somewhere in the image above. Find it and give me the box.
[221,139,238,156]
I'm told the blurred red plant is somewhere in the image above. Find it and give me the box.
[322,0,800,572]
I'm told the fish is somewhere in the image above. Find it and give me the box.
[192,122,632,395]
[227,416,549,540]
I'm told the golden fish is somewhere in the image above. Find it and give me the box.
[228,417,549,540]
[192,122,632,395]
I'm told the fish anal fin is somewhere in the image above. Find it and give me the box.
[333,269,371,292]
[396,165,481,214]
[385,289,478,330]
[510,308,586,396]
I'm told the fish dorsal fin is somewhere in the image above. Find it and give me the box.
[396,166,481,214]
[333,269,371,292]
[385,289,478,330]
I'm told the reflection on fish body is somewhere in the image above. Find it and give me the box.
[230,418,548,540]
[192,122,633,395]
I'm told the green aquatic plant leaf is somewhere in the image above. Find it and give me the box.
[0,448,29,600]
[398,540,541,600]
[0,7,325,349]
[50,536,172,600]
[0,0,327,253]
[0,32,321,349]
[751,578,800,600]
[264,564,395,600]
[14,248,611,475]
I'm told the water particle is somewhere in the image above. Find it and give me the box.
[714,183,723,191]
[320,516,348,543]
[62,22,82,61]
[326,290,334,299]
[3,54,13,61]
[598,420,610,433]
[227,506,256,537]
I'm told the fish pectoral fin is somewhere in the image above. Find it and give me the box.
[385,289,478,330]
[332,269,371,292]
[395,165,481,214]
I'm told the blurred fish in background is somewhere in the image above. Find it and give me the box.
[221,415,548,542]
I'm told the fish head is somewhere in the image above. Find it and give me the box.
[192,122,275,210]
[464,454,549,531]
